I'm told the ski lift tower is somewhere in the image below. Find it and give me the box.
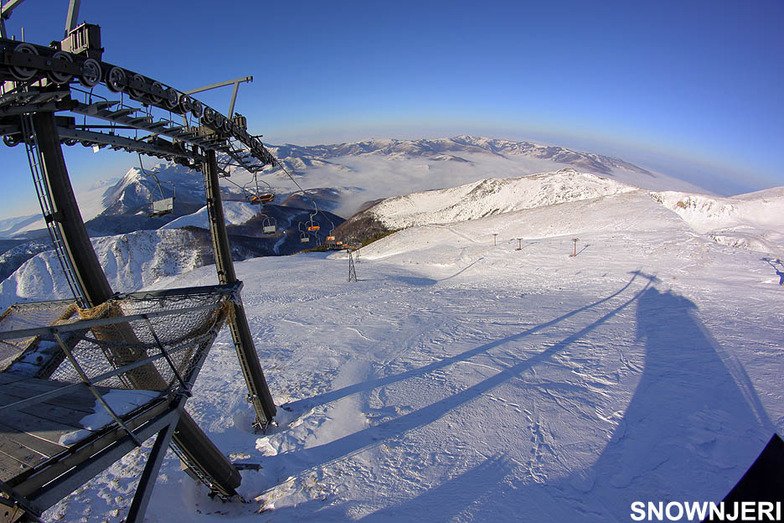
[347,244,358,283]
[0,1,280,519]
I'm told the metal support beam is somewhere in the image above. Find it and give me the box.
[184,76,252,119]
[228,81,241,119]
[203,149,276,426]
[126,403,183,522]
[0,0,26,39]
[64,0,80,36]
[31,112,241,499]
[32,111,114,305]
[184,76,253,96]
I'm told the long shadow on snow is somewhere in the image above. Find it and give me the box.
[359,455,513,522]
[569,286,775,516]
[268,273,652,483]
[286,272,645,413]
[256,458,513,523]
[444,286,777,521]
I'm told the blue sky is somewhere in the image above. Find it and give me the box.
[1,0,782,218]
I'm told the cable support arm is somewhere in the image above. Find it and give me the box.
[0,0,26,39]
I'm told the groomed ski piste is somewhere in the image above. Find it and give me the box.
[20,171,784,521]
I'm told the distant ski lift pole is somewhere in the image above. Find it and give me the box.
[493,233,498,247]
[516,238,523,251]
[570,238,579,257]
[348,248,357,283]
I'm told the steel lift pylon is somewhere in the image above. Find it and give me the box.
[0,1,280,518]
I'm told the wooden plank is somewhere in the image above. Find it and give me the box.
[0,419,68,461]
[0,409,87,449]
[0,381,99,414]
[0,373,115,397]
[0,439,41,468]
[0,391,91,427]
[0,386,97,415]
[0,373,31,385]
[0,438,39,483]
[0,375,79,392]
[14,399,170,496]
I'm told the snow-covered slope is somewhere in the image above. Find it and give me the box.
[366,169,636,229]
[162,201,261,230]
[335,169,782,258]
[0,229,210,309]
[653,187,784,254]
[38,179,783,522]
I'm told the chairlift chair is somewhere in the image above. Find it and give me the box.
[139,154,175,217]
[246,173,275,205]
[250,193,275,205]
[150,196,174,217]
[261,215,277,235]
[297,220,312,244]
[305,212,320,232]
[325,234,339,250]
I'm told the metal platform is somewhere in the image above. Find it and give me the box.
[0,283,239,520]
[0,373,171,511]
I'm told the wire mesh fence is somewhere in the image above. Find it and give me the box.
[0,283,239,399]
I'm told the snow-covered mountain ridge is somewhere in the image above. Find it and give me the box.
[271,135,651,176]
[0,136,705,242]
[266,136,701,217]
[0,229,211,310]
[366,169,637,230]
[336,169,783,257]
